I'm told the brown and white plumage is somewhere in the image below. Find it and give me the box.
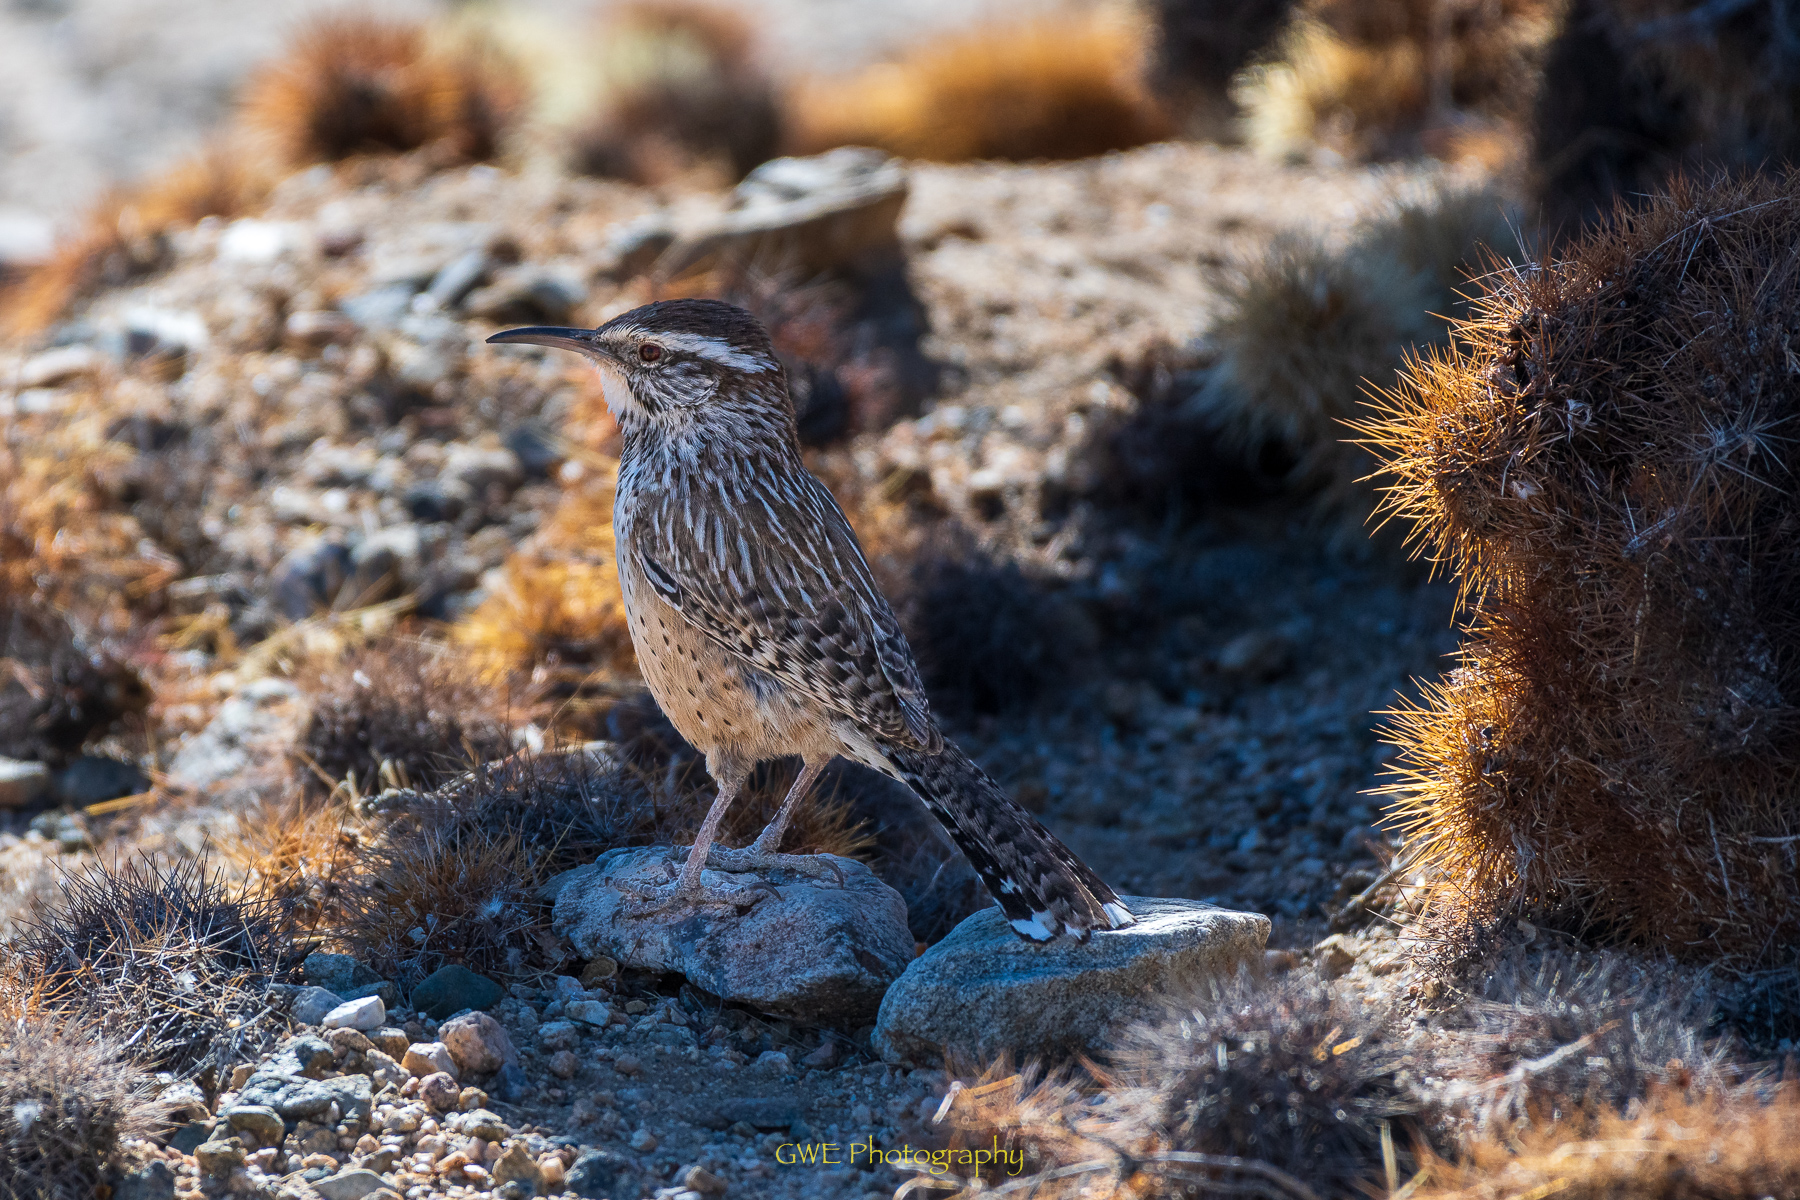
[488,298,1132,941]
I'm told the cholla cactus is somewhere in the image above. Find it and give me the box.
[1360,171,1800,965]
[240,15,523,167]
[13,857,298,1078]
[0,1020,165,1200]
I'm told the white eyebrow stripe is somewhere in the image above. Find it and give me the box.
[654,331,776,372]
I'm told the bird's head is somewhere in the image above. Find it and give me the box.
[486,298,792,439]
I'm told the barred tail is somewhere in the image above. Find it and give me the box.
[883,739,1134,941]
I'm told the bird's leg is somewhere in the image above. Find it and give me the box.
[622,764,769,912]
[706,759,846,885]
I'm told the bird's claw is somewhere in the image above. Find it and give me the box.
[704,847,847,888]
[618,875,772,914]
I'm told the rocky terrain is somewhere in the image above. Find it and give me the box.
[9,5,1799,1197]
[0,137,1483,1200]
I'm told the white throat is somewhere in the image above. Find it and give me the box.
[596,360,640,420]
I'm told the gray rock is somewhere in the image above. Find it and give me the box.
[349,527,423,600]
[459,1109,508,1141]
[1215,629,1294,681]
[440,442,522,493]
[0,757,51,808]
[492,1141,542,1191]
[654,148,908,280]
[223,1105,285,1146]
[18,344,103,389]
[401,1041,457,1079]
[489,1061,531,1104]
[411,964,504,1019]
[289,986,344,1025]
[114,1159,176,1200]
[596,217,677,280]
[566,1148,632,1200]
[285,310,359,347]
[344,980,400,1007]
[28,808,90,852]
[873,896,1270,1062]
[565,999,610,1027]
[272,1034,335,1077]
[236,1069,372,1126]
[311,1169,390,1200]
[426,248,492,309]
[52,755,148,806]
[462,265,586,324]
[402,478,470,523]
[552,847,912,1022]
[165,1121,214,1154]
[271,536,353,620]
[340,283,418,331]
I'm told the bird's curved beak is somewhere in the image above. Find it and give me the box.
[485,326,603,357]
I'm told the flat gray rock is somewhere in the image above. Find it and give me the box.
[551,847,912,1022]
[646,148,908,280]
[874,896,1270,1063]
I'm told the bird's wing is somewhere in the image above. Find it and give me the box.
[633,461,941,753]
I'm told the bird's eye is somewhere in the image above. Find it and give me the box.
[638,344,663,364]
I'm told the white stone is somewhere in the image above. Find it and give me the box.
[218,219,302,264]
[17,345,103,389]
[321,995,385,1031]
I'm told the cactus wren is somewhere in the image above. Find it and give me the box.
[489,299,1133,940]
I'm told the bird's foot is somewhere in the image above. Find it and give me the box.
[703,845,848,887]
[617,862,778,915]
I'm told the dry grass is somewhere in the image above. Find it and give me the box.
[1357,171,1800,966]
[569,1,781,186]
[8,856,299,1079]
[294,637,527,797]
[788,10,1173,163]
[0,1018,166,1200]
[216,794,361,933]
[1238,0,1557,163]
[1413,1088,1800,1200]
[239,14,524,168]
